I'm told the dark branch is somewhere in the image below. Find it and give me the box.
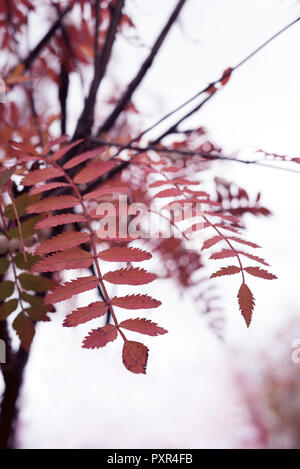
[129,15,300,144]
[97,0,188,134]
[73,0,125,140]
[23,4,71,70]
[152,93,215,143]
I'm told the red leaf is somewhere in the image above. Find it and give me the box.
[22,167,64,186]
[103,268,156,285]
[170,178,199,186]
[202,235,223,251]
[82,324,118,349]
[64,301,108,327]
[31,248,93,272]
[244,267,277,280]
[122,341,149,374]
[205,211,240,223]
[120,318,167,336]
[111,294,161,310]
[220,67,233,86]
[154,188,183,198]
[238,283,255,327]
[163,166,181,173]
[63,148,104,169]
[35,231,90,255]
[29,182,70,195]
[98,247,152,262]
[149,180,169,188]
[34,213,85,230]
[228,236,261,249]
[50,139,83,161]
[215,223,241,234]
[238,251,269,266]
[211,265,241,278]
[74,161,118,184]
[83,185,130,201]
[45,276,99,304]
[210,249,237,260]
[149,178,198,188]
[42,135,69,156]
[26,195,79,214]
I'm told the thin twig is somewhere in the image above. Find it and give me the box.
[130,15,300,144]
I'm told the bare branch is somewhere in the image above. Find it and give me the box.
[23,4,72,70]
[131,15,300,144]
[73,0,125,140]
[97,0,188,134]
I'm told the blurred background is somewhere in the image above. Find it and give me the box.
[13,0,300,448]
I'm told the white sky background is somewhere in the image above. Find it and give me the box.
[17,0,300,448]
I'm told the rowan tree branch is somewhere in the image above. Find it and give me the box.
[73,0,125,140]
[97,0,188,134]
[131,15,300,144]
[23,4,72,70]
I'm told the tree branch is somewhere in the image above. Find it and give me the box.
[73,0,125,140]
[97,0,188,134]
[23,4,72,70]
[129,15,300,144]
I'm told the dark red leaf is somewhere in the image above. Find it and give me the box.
[82,324,118,349]
[122,340,149,374]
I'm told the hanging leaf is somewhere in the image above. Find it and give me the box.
[13,312,35,352]
[31,248,93,272]
[154,188,183,198]
[26,195,79,214]
[50,139,83,161]
[111,294,161,310]
[0,299,18,320]
[22,167,64,186]
[98,247,152,262]
[211,265,241,278]
[0,257,9,274]
[35,231,90,255]
[238,283,255,327]
[228,237,261,249]
[238,251,269,266]
[42,135,69,156]
[210,249,237,260]
[202,235,223,251]
[63,301,108,327]
[83,185,130,201]
[14,252,40,270]
[18,273,54,292]
[0,280,14,301]
[34,213,85,230]
[122,341,149,374]
[82,324,118,349]
[26,308,50,322]
[8,215,42,240]
[5,193,40,219]
[119,318,167,336]
[63,148,104,169]
[74,161,117,184]
[45,276,99,304]
[29,182,70,195]
[103,268,156,285]
[244,266,277,280]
